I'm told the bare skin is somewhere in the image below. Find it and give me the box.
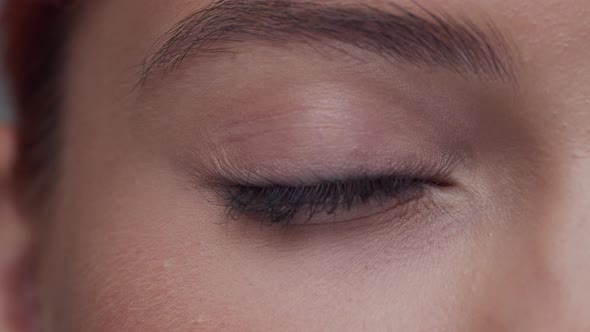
[1,0,590,331]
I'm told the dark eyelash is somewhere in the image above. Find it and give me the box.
[222,174,442,225]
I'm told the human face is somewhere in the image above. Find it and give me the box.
[9,0,590,330]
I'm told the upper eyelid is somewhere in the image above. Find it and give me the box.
[211,158,459,188]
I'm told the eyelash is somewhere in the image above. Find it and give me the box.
[221,174,446,225]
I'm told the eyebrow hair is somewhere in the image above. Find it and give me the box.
[140,0,515,85]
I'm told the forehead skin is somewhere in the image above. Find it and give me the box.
[38,0,590,331]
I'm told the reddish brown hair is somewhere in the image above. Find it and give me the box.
[3,2,73,207]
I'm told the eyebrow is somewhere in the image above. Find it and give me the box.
[140,0,515,85]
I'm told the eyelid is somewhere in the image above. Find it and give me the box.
[186,146,463,225]
[203,149,461,189]
[218,172,450,226]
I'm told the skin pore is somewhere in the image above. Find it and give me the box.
[1,0,590,331]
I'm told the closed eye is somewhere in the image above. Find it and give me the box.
[220,174,449,225]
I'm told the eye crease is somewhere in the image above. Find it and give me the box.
[221,173,451,225]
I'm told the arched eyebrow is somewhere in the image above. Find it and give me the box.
[139,0,515,85]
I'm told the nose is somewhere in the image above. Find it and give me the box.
[479,148,590,331]
[512,149,590,331]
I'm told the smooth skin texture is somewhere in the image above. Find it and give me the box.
[2,0,590,331]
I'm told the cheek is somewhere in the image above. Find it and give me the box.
[38,160,247,330]
[39,171,235,330]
